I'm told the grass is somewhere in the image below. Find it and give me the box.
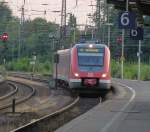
[5,57,52,76]
[1,58,150,81]
[111,60,150,81]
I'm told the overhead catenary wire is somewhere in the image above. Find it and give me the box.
[6,0,94,25]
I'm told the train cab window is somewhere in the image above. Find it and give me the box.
[77,47,104,71]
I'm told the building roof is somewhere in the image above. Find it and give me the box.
[107,0,150,26]
[107,0,150,15]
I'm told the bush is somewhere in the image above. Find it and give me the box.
[3,58,150,81]
[5,57,52,75]
[111,60,150,81]
[36,61,52,75]
[6,58,31,71]
[141,64,150,80]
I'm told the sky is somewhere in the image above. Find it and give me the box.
[5,0,96,25]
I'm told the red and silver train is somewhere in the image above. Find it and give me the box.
[54,43,111,92]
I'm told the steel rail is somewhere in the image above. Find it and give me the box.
[0,80,36,110]
[8,72,49,83]
[11,96,80,132]
[0,82,18,100]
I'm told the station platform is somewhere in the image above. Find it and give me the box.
[55,80,150,132]
[55,82,132,132]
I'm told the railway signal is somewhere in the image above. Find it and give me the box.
[117,36,122,44]
[0,32,8,42]
[54,53,59,89]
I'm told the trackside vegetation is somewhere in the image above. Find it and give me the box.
[5,58,53,76]
[1,58,150,81]
[0,3,150,81]
[111,60,150,81]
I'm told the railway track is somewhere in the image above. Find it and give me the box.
[8,72,50,83]
[10,95,102,132]
[0,81,35,111]
[11,96,80,132]
[6,72,113,132]
[0,82,18,101]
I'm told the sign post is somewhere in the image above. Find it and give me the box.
[118,0,136,79]
[121,29,125,79]
[138,40,141,81]
[130,27,144,81]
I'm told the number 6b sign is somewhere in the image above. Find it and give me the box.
[118,11,136,29]
[130,27,144,40]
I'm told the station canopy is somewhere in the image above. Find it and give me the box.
[107,0,150,25]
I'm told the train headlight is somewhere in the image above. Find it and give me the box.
[102,73,107,78]
[74,73,79,77]
[89,44,93,48]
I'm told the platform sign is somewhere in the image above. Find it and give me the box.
[78,48,104,53]
[130,27,144,40]
[118,12,136,29]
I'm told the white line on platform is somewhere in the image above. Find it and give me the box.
[100,82,136,132]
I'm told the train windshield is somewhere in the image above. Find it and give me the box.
[78,47,104,66]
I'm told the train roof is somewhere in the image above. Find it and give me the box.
[57,48,70,54]
[73,43,108,48]
[57,43,108,54]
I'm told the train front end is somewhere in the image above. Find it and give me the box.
[69,43,111,91]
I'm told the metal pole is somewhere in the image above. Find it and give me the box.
[18,3,25,60]
[108,25,110,48]
[96,0,101,41]
[138,40,141,81]
[18,15,21,60]
[60,0,66,42]
[121,29,125,79]
[73,27,76,45]
[76,0,78,6]
[55,62,58,89]
[50,38,54,77]
[44,10,46,20]
[107,4,110,48]
[102,25,105,43]
[54,53,59,89]
[92,28,94,40]
[52,38,55,50]
[121,0,128,79]
[126,0,129,11]
[12,98,16,113]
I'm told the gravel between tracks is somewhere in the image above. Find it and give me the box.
[10,97,101,132]
[3,74,116,132]
[0,82,14,98]
[0,77,75,132]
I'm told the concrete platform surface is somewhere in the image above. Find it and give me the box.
[55,79,150,132]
